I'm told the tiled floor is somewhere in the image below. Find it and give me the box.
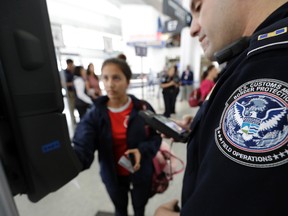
[13,86,199,216]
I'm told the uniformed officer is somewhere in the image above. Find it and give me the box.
[154,0,288,215]
[160,65,180,117]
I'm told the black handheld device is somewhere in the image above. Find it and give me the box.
[139,110,190,143]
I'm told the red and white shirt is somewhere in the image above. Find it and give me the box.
[108,97,133,176]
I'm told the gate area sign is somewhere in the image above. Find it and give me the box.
[135,46,147,57]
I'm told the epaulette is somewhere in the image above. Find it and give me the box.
[247,17,288,57]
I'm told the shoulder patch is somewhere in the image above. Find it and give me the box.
[215,79,288,168]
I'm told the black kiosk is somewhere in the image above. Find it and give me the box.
[0,0,81,214]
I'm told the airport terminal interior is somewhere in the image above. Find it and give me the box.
[14,88,199,216]
[1,0,215,215]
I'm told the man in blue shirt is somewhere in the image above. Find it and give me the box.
[180,65,194,101]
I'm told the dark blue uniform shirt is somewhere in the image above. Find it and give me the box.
[181,3,288,216]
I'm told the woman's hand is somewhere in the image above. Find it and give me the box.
[124,148,141,172]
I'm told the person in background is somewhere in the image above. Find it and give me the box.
[154,0,288,215]
[73,58,161,216]
[199,64,218,102]
[160,65,180,117]
[73,66,93,119]
[180,65,194,101]
[171,65,180,114]
[147,68,155,91]
[86,63,102,101]
[64,59,76,125]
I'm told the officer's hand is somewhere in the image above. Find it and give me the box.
[173,114,193,131]
[160,115,193,140]
[125,149,141,172]
[154,199,180,216]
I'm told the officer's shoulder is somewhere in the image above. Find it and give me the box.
[247,17,288,57]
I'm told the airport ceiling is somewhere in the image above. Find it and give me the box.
[46,0,163,35]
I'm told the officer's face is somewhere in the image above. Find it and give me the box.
[190,0,245,60]
[101,63,129,101]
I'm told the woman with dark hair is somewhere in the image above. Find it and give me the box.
[73,58,161,216]
[86,63,102,101]
[199,65,219,102]
[73,66,93,119]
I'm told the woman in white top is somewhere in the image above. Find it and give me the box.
[73,66,93,119]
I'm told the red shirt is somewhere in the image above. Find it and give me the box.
[200,79,215,101]
[108,99,133,176]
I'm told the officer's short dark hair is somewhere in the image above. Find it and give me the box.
[101,58,132,82]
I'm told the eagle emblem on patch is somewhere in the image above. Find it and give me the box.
[215,79,288,168]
